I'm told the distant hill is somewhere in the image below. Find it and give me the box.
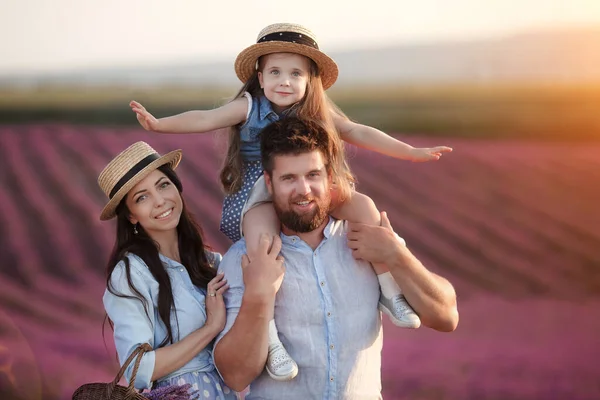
[2,27,600,88]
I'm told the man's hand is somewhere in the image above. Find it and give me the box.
[347,211,404,264]
[242,234,285,300]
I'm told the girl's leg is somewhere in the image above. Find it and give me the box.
[242,203,280,260]
[331,191,421,329]
[241,203,299,381]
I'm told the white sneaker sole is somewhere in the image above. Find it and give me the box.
[266,363,299,381]
[378,303,421,329]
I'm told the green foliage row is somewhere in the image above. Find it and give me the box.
[1,83,600,140]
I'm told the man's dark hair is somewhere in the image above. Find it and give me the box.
[260,117,333,176]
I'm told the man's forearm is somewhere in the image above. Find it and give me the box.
[214,295,274,391]
[388,246,458,332]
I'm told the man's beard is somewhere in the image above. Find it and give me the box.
[273,191,331,233]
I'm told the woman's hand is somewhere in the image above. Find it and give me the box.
[204,272,229,335]
[130,100,161,132]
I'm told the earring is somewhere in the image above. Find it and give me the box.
[133,224,138,235]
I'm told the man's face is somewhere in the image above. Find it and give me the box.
[265,150,332,233]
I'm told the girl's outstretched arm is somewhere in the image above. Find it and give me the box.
[332,113,452,162]
[130,97,248,134]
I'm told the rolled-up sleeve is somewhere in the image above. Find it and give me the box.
[103,259,156,389]
[212,242,246,372]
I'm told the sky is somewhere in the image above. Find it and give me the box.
[1,0,600,74]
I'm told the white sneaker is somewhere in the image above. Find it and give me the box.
[265,342,298,381]
[378,293,421,329]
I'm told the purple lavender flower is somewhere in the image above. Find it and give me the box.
[143,383,199,400]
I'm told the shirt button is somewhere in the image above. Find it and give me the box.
[330,377,334,382]
[330,344,334,350]
[320,281,325,287]
[179,268,184,272]
[327,312,331,317]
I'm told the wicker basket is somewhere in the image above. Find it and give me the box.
[72,343,152,400]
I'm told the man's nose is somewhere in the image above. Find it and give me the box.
[295,178,311,195]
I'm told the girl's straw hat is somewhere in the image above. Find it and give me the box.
[235,23,339,90]
[98,141,182,221]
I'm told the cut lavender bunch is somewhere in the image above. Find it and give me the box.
[143,383,199,400]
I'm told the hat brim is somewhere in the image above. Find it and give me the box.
[99,149,182,221]
[235,42,339,90]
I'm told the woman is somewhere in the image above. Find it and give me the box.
[98,141,237,399]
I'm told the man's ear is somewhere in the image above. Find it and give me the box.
[327,170,334,187]
[264,172,273,195]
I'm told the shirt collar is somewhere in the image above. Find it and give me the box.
[258,96,299,121]
[159,253,183,269]
[258,96,279,121]
[279,216,336,247]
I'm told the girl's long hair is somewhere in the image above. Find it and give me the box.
[219,55,354,202]
[105,164,216,347]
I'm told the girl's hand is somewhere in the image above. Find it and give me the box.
[410,146,453,162]
[130,100,160,131]
[204,272,229,334]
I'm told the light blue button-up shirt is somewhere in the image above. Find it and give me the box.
[216,218,383,400]
[103,251,222,389]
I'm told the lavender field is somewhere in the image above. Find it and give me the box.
[0,124,599,400]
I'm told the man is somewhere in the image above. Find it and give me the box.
[214,117,459,399]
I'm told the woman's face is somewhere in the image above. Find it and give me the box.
[125,169,183,236]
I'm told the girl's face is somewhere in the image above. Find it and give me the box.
[125,169,183,237]
[258,53,311,113]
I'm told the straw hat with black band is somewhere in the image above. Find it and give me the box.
[235,23,339,90]
[98,142,182,221]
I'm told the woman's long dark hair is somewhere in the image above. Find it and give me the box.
[105,164,216,347]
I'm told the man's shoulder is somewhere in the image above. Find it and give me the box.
[325,217,349,238]
[217,239,247,289]
[219,239,247,269]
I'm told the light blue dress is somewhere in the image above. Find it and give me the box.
[103,251,238,400]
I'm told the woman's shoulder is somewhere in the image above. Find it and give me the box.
[110,252,153,280]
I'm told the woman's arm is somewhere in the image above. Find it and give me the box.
[152,273,228,380]
[333,112,452,162]
[104,261,160,389]
[130,97,248,134]
[151,325,221,381]
[104,259,227,388]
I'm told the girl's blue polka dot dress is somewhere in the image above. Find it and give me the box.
[220,160,263,242]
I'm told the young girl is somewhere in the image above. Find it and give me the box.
[130,23,452,382]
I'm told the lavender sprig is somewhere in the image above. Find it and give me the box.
[143,383,199,400]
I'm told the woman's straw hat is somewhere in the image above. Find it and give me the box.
[98,141,182,220]
[235,23,338,90]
